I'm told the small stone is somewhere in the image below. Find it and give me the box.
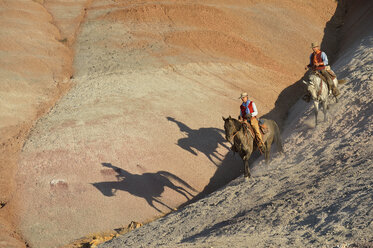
[128,221,143,230]
[50,179,68,190]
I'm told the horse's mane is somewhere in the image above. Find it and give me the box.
[309,72,320,82]
[227,116,243,131]
[307,71,330,101]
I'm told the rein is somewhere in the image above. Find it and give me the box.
[313,71,324,99]
[230,122,254,140]
[232,130,239,138]
[317,79,323,98]
[229,122,243,141]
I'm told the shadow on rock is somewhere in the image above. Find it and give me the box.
[167,116,229,166]
[261,74,308,131]
[92,163,198,213]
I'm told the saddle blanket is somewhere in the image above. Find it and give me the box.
[260,123,268,134]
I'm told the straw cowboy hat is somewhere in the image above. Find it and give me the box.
[311,42,320,48]
[238,92,248,99]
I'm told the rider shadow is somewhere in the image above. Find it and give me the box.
[166,117,229,166]
[92,162,197,213]
[166,117,245,203]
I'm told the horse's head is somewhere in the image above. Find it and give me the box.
[222,115,240,144]
[303,73,320,100]
[302,72,318,86]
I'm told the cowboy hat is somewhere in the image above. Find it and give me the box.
[311,42,320,48]
[238,92,248,99]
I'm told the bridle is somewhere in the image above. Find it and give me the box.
[227,119,248,142]
[231,130,239,139]
[314,71,324,99]
[226,119,240,142]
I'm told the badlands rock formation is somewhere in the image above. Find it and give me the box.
[0,0,73,246]
[100,1,373,246]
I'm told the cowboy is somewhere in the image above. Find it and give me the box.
[305,42,339,96]
[238,92,265,151]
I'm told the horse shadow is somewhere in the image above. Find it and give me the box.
[167,117,229,166]
[92,163,197,213]
[165,117,247,203]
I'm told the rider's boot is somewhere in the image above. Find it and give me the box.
[332,85,340,96]
[250,117,265,153]
[323,70,335,96]
[326,81,333,95]
[257,138,266,154]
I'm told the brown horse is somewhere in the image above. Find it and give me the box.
[222,116,283,180]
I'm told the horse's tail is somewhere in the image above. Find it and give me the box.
[273,121,283,153]
[158,171,198,192]
[338,79,347,85]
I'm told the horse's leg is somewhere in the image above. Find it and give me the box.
[314,101,319,126]
[242,136,253,181]
[242,150,252,180]
[243,158,250,180]
[333,78,340,99]
[322,100,328,122]
[264,140,272,164]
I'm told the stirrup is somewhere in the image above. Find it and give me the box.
[259,147,265,154]
[332,87,340,96]
[258,142,265,154]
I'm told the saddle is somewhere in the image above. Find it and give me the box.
[315,67,337,82]
[315,71,328,84]
[242,121,267,154]
[242,120,268,137]
[325,66,337,80]
[315,69,340,96]
[259,120,269,134]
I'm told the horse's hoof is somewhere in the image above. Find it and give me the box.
[244,177,249,182]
